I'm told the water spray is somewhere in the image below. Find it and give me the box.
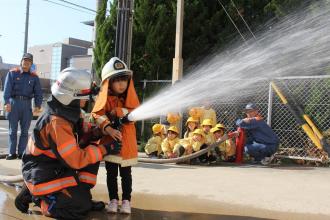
[129,1,330,122]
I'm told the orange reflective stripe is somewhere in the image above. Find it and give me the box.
[25,176,77,196]
[42,150,56,159]
[78,172,97,185]
[28,139,56,159]
[95,115,108,126]
[59,143,78,158]
[87,146,101,163]
[58,140,76,151]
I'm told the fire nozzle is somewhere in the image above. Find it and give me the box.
[120,113,132,125]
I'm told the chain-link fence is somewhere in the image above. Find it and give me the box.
[136,80,172,143]
[138,76,330,162]
[270,76,330,162]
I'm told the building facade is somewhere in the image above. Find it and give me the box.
[28,37,93,81]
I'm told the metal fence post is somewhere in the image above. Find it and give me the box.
[267,81,273,126]
[140,80,147,139]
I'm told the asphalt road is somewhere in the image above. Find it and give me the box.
[0,119,37,155]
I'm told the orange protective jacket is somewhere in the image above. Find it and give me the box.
[22,110,108,196]
[92,78,140,167]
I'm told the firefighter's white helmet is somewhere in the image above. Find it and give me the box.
[101,57,132,83]
[51,67,91,105]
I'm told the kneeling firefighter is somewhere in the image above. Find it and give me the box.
[15,68,116,219]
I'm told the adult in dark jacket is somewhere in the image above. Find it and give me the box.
[236,103,279,164]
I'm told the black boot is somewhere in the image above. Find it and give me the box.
[15,183,32,213]
[6,154,17,160]
[91,200,105,211]
[178,146,186,157]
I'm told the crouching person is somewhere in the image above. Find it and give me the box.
[161,126,180,158]
[145,124,165,158]
[236,103,279,164]
[15,68,115,219]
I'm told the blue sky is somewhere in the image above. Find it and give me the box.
[0,0,96,64]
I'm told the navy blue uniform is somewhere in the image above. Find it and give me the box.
[3,67,43,155]
[236,116,279,161]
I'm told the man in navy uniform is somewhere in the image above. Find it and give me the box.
[236,103,279,164]
[3,53,43,160]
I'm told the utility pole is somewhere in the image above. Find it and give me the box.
[115,0,134,68]
[24,0,30,53]
[94,0,102,49]
[92,0,102,82]
[172,0,184,84]
[172,0,184,137]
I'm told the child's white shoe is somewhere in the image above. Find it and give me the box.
[106,199,118,213]
[120,200,131,214]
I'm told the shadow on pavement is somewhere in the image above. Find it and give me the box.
[85,209,271,220]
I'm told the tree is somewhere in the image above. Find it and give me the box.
[94,0,313,84]
[94,0,118,79]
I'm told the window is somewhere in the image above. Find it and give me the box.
[51,45,62,83]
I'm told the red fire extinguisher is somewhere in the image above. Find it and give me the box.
[235,127,246,164]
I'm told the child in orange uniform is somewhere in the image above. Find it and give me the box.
[92,57,140,214]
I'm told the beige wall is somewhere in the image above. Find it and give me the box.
[70,55,92,71]
[28,44,53,79]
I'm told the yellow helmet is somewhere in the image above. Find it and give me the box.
[167,126,179,134]
[192,128,205,137]
[189,107,203,118]
[211,127,222,133]
[216,123,225,129]
[152,124,164,134]
[167,112,180,124]
[186,117,199,125]
[201,119,213,126]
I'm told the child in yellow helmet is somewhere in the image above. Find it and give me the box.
[201,119,215,145]
[144,124,165,158]
[201,119,217,163]
[161,126,180,158]
[184,117,199,139]
[211,124,237,162]
[178,128,207,156]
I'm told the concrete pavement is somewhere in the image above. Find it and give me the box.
[0,120,329,219]
[0,158,329,219]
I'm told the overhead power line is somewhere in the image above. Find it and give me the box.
[42,0,95,15]
[57,0,97,13]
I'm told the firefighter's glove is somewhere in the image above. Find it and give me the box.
[110,117,121,130]
[104,141,121,155]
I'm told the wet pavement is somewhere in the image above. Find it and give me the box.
[0,120,330,219]
[1,159,330,220]
[0,184,270,220]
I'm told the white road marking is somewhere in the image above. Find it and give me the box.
[0,132,32,134]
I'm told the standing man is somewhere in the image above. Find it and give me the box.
[3,53,43,160]
[236,103,279,164]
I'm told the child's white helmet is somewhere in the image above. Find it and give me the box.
[51,67,92,105]
[101,57,132,83]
